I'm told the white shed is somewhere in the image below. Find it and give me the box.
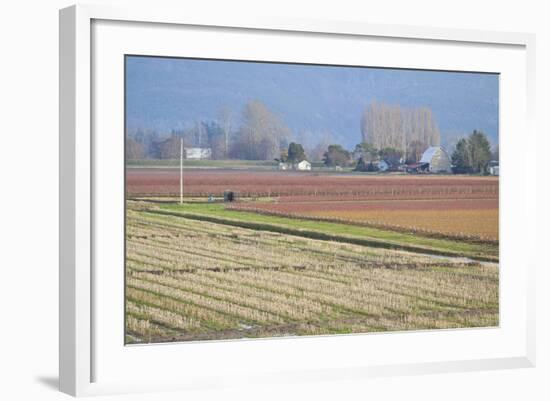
[419,146,452,173]
[184,147,212,160]
[488,160,499,176]
[278,162,291,170]
[296,160,311,171]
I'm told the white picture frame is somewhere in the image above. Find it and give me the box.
[59,4,536,397]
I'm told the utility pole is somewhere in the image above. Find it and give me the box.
[225,126,229,157]
[180,138,183,205]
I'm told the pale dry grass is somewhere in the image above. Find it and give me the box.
[125,206,499,343]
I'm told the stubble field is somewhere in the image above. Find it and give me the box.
[125,203,499,343]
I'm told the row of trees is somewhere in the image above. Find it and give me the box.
[126,122,227,160]
[320,130,496,173]
[127,100,442,163]
[127,100,290,161]
[127,99,497,175]
[321,143,404,169]
[451,130,494,173]
[361,102,441,163]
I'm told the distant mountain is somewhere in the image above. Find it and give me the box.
[125,56,499,149]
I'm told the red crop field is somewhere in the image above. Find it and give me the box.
[127,168,499,241]
[231,198,498,213]
[126,168,499,199]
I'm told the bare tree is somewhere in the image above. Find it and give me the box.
[232,100,290,160]
[158,135,184,159]
[125,137,145,160]
[361,102,440,162]
[218,106,234,159]
[195,120,205,147]
[308,132,332,162]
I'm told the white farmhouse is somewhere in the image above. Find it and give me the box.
[296,160,311,171]
[184,147,212,160]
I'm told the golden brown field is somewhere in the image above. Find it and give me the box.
[230,197,499,241]
[303,208,498,240]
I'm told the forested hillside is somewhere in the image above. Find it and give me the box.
[125,56,499,152]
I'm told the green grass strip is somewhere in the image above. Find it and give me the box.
[151,204,498,262]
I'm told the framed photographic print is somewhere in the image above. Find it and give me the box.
[59,4,536,397]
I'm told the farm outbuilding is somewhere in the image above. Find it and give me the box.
[376,159,401,172]
[377,160,390,172]
[405,162,429,174]
[278,162,291,170]
[278,160,311,171]
[488,160,499,176]
[419,146,452,173]
[184,147,212,160]
[296,160,311,171]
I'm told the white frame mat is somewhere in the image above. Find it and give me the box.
[59,4,536,397]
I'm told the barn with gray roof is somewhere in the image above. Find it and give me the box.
[419,146,452,173]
